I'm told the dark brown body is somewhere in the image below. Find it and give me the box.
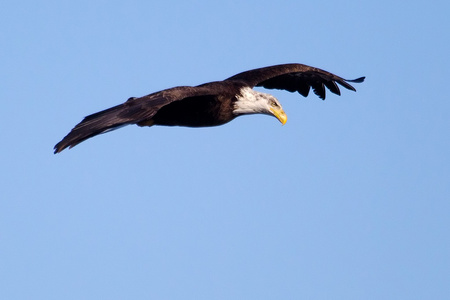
[143,81,241,127]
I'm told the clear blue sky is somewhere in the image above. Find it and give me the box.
[1,1,449,299]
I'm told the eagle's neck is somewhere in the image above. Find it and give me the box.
[233,87,272,115]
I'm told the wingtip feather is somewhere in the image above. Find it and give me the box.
[347,76,365,83]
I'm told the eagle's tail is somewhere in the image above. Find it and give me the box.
[54,102,135,154]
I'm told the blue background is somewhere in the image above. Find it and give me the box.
[1,1,449,299]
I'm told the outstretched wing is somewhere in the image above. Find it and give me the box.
[53,86,218,153]
[226,63,365,100]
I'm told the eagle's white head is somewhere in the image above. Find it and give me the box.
[233,87,288,125]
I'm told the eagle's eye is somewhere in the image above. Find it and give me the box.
[270,101,278,107]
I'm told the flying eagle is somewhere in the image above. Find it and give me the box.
[54,63,364,153]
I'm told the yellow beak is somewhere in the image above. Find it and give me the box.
[270,107,288,125]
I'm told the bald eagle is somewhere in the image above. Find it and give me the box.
[54,63,364,153]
